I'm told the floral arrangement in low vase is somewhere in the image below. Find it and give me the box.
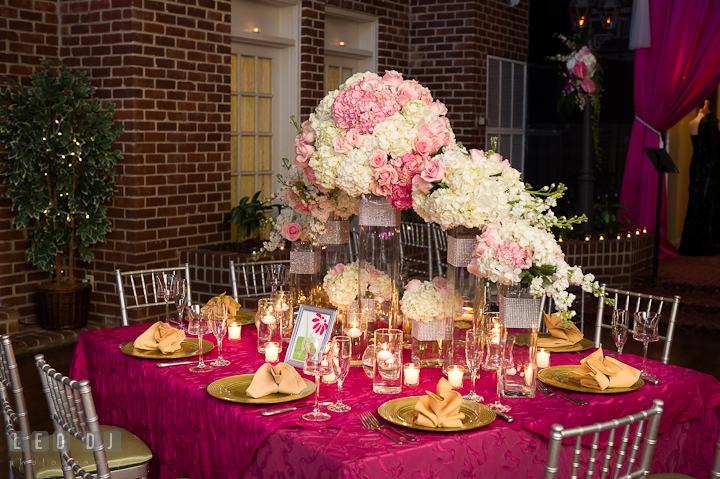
[297,70,455,210]
[400,277,463,323]
[322,261,392,309]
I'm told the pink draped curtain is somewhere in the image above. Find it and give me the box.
[619,0,720,256]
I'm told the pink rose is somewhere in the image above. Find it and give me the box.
[301,120,312,134]
[374,165,399,186]
[405,279,422,292]
[412,174,433,194]
[331,263,345,276]
[429,100,448,117]
[397,82,419,107]
[360,76,380,90]
[346,128,364,148]
[413,137,434,157]
[293,143,315,168]
[382,70,404,89]
[580,78,596,93]
[470,149,485,163]
[366,263,383,281]
[489,152,511,168]
[369,149,388,169]
[420,159,446,183]
[332,134,354,154]
[430,137,444,154]
[391,156,404,169]
[280,223,302,242]
[475,227,502,256]
[417,118,444,138]
[294,134,304,150]
[467,258,481,277]
[372,183,392,197]
[301,128,316,144]
[432,276,447,291]
[304,167,324,191]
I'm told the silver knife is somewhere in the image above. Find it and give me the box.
[261,402,333,416]
[494,411,514,423]
[642,376,660,385]
[156,360,195,368]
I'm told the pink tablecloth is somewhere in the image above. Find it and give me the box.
[70,324,720,479]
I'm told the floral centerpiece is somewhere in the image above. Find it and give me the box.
[400,277,462,323]
[323,261,392,309]
[297,70,455,210]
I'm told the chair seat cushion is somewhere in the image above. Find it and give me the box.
[648,474,696,479]
[9,424,153,479]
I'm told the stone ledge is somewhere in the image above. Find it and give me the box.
[9,322,105,358]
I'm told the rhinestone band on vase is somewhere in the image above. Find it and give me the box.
[359,196,401,227]
[411,318,451,341]
[318,220,350,245]
[447,236,477,267]
[289,250,320,274]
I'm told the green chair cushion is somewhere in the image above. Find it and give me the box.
[648,474,696,479]
[9,424,153,479]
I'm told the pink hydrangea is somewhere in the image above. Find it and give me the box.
[494,242,532,270]
[331,78,400,135]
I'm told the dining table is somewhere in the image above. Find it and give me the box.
[70,322,720,479]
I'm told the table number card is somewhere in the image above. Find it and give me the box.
[284,305,337,368]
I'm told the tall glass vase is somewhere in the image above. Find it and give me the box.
[358,194,401,330]
[319,213,351,332]
[445,226,488,375]
[289,241,321,310]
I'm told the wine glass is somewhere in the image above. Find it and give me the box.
[611,309,629,358]
[302,337,331,421]
[464,329,484,402]
[328,336,351,413]
[187,304,213,373]
[154,273,172,323]
[173,278,187,329]
[265,264,289,292]
[633,311,660,377]
[209,302,230,366]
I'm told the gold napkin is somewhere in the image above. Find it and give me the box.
[537,312,584,348]
[414,378,465,428]
[245,363,306,398]
[133,322,186,353]
[568,347,641,390]
[203,292,241,318]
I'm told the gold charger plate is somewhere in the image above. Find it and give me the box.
[514,333,593,353]
[538,365,643,394]
[120,338,214,359]
[378,397,496,432]
[234,309,256,326]
[206,374,315,404]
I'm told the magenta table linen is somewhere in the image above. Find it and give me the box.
[70,324,720,479]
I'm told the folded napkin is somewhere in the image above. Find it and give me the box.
[203,292,241,318]
[133,322,186,353]
[568,347,641,390]
[414,378,465,428]
[537,312,584,348]
[245,363,306,398]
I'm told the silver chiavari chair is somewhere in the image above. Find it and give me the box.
[594,284,680,364]
[1,335,35,479]
[229,259,290,306]
[115,263,192,327]
[544,399,665,479]
[399,221,434,279]
[35,354,153,479]
[430,224,448,277]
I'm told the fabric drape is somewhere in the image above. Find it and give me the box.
[619,0,720,256]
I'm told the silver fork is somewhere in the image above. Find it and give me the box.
[359,412,403,444]
[537,381,588,405]
[362,412,415,441]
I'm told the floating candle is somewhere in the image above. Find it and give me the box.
[376,344,392,361]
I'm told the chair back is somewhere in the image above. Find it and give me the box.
[399,222,434,279]
[1,335,35,478]
[544,399,664,479]
[430,224,448,277]
[230,259,290,306]
[593,284,680,364]
[35,354,112,479]
[349,229,360,263]
[115,263,192,326]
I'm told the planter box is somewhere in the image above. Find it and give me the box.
[560,233,653,289]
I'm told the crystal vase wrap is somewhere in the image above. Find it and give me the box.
[501,326,538,398]
[373,328,403,394]
[358,194,401,330]
[498,283,543,329]
[289,241,321,309]
[410,316,451,368]
[445,226,487,375]
[318,213,351,311]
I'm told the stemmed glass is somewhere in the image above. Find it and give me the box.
[173,278,187,330]
[633,311,660,377]
[611,309,629,358]
[490,336,514,413]
[187,304,213,373]
[464,329,484,402]
[154,273,174,323]
[328,336,351,413]
[302,337,331,421]
[209,303,230,366]
[265,264,289,292]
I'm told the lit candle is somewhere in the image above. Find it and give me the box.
[228,321,241,340]
[261,312,276,325]
[265,342,279,362]
[347,322,362,338]
[537,349,550,369]
[524,364,534,387]
[404,363,419,386]
[642,227,647,234]
[274,303,290,312]
[376,343,392,361]
[490,323,500,345]
[321,359,336,383]
[448,365,463,388]
[636,229,640,235]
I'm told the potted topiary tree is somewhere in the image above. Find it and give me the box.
[0,61,123,329]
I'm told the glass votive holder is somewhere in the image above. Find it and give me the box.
[228,321,241,340]
[343,310,368,366]
[403,363,420,387]
[271,291,293,343]
[264,342,280,363]
[447,364,464,388]
[258,307,282,354]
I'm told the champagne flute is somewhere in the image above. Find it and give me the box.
[328,336,352,413]
[302,337,331,421]
[209,302,230,366]
[633,311,660,377]
[154,273,171,323]
[611,309,629,358]
[174,278,187,329]
[464,329,484,402]
[187,304,213,373]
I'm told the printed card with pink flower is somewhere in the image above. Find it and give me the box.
[285,305,337,368]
